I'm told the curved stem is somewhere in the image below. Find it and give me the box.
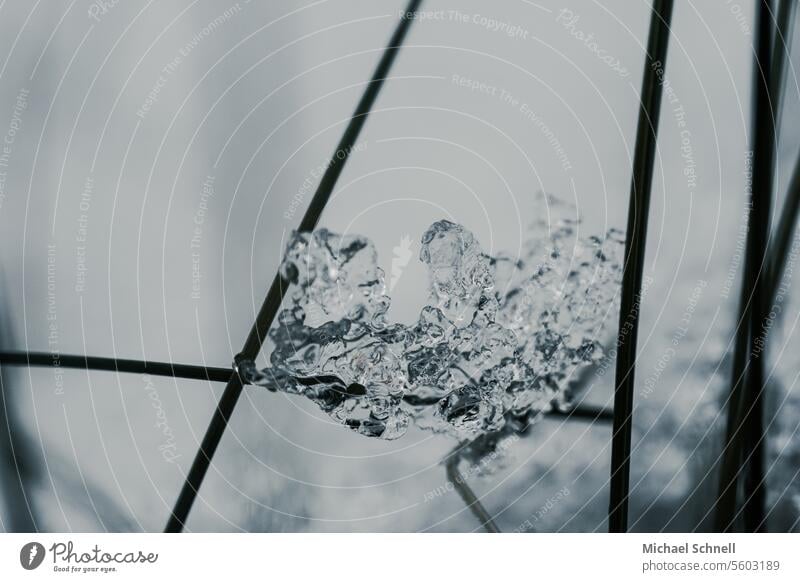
[716,0,779,533]
[445,451,501,533]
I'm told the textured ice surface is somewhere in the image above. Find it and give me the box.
[239,199,624,442]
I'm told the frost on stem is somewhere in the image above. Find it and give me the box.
[238,196,624,442]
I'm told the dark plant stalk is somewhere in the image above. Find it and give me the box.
[1,350,612,420]
[608,0,674,533]
[164,1,423,532]
[445,452,500,533]
[0,351,232,382]
[740,0,799,533]
[715,0,777,533]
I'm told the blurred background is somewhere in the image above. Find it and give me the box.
[0,0,798,532]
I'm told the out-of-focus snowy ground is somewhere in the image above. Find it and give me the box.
[0,0,798,532]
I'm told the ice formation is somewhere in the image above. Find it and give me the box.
[238,198,624,442]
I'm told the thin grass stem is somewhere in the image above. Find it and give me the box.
[163,1,424,532]
[445,452,501,533]
[608,0,674,533]
[0,351,232,382]
[715,0,777,533]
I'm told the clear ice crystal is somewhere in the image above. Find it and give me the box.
[239,200,623,442]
